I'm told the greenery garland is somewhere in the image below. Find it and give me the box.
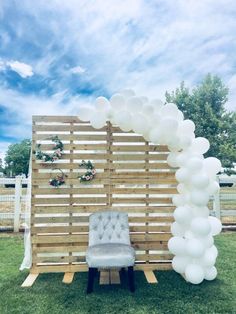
[49,168,67,188]
[34,136,64,162]
[79,160,96,182]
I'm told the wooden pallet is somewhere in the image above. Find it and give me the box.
[23,115,177,285]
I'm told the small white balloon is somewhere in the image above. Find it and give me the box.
[190,190,209,206]
[191,137,210,154]
[178,119,195,133]
[131,113,149,134]
[172,194,186,207]
[95,96,110,111]
[179,135,192,150]
[90,112,107,129]
[208,216,222,235]
[149,127,163,144]
[208,245,218,259]
[172,256,190,274]
[206,181,220,195]
[199,234,214,248]
[167,153,178,167]
[199,250,216,267]
[161,103,179,117]
[175,168,190,183]
[204,266,217,281]
[176,152,190,167]
[203,157,222,177]
[191,206,209,218]
[168,236,186,255]
[191,217,211,236]
[185,264,204,284]
[114,110,132,132]
[159,118,178,135]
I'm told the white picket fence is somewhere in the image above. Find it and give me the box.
[0,176,235,232]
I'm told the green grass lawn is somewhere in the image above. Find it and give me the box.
[0,233,235,314]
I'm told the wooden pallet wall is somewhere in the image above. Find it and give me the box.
[31,116,177,274]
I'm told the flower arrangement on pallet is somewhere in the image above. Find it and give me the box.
[49,169,67,188]
[34,136,63,162]
[79,160,96,182]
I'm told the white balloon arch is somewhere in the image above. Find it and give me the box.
[78,89,222,285]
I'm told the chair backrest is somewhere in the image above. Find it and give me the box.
[88,211,131,246]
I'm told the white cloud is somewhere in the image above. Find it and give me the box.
[6,60,33,78]
[70,66,86,74]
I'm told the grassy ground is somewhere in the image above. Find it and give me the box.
[0,233,235,314]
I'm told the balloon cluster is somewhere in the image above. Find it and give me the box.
[78,89,222,285]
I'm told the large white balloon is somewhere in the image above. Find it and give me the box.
[208,245,218,259]
[161,103,179,117]
[191,137,210,154]
[110,93,126,109]
[191,217,211,236]
[126,96,143,112]
[186,238,205,258]
[150,99,163,111]
[78,105,94,121]
[172,256,190,274]
[167,153,178,167]
[190,190,209,206]
[95,96,110,111]
[178,119,195,134]
[171,222,185,237]
[114,110,132,131]
[203,157,222,177]
[206,181,220,195]
[185,264,204,284]
[149,127,163,144]
[90,111,107,129]
[186,157,203,172]
[172,194,186,207]
[175,168,190,183]
[191,173,210,189]
[191,206,210,218]
[204,266,217,281]
[208,216,222,235]
[131,113,149,134]
[168,237,186,255]
[174,206,192,225]
[159,118,178,135]
[199,249,216,267]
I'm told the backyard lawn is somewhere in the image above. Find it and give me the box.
[0,233,235,314]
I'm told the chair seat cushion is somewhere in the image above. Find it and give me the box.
[86,243,135,268]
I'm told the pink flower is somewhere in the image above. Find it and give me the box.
[92,169,96,175]
[85,175,90,180]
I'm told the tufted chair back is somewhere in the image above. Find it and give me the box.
[88,211,131,247]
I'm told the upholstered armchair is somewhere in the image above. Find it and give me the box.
[86,211,135,293]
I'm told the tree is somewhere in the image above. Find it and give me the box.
[4,139,31,176]
[165,74,236,173]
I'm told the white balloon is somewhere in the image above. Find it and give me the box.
[177,183,187,194]
[206,181,220,195]
[172,256,190,274]
[139,96,149,104]
[150,99,163,111]
[186,157,203,172]
[178,119,195,134]
[191,217,211,236]
[95,96,110,111]
[110,93,126,109]
[191,137,210,154]
[174,206,192,225]
[78,105,94,121]
[171,222,185,236]
[208,216,222,235]
[186,238,205,258]
[172,195,186,207]
[90,112,106,129]
[191,173,210,189]
[185,264,204,284]
[204,266,217,281]
[199,234,214,248]
[159,118,178,136]
[120,88,135,98]
[203,157,222,177]
[168,236,186,255]
[149,127,163,144]
[142,103,154,115]
[190,190,209,206]
[175,168,190,183]
[191,206,209,218]
[208,245,218,259]
[176,110,184,122]
[167,153,178,167]
[131,113,149,134]
[114,110,132,131]
[199,250,216,267]
[176,152,190,167]
[161,103,179,117]
[126,96,143,112]
[179,135,192,150]
[185,230,195,239]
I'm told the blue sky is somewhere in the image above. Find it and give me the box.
[0,0,236,160]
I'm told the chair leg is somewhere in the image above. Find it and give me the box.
[128,266,135,292]
[87,267,95,294]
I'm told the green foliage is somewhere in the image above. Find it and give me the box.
[0,233,235,314]
[166,74,236,173]
[4,139,31,176]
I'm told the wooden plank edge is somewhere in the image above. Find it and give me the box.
[144,270,158,284]
[21,273,39,287]
[99,270,110,285]
[110,270,120,284]
[62,272,74,284]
